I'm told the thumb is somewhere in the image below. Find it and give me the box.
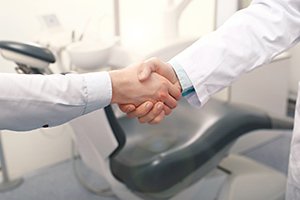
[137,63,153,81]
[144,58,177,84]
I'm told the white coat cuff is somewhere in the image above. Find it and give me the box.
[168,59,202,107]
[171,57,211,107]
[82,72,112,114]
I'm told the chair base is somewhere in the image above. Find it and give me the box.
[0,178,23,192]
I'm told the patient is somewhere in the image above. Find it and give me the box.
[0,60,181,131]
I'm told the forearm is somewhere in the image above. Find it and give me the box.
[171,0,300,106]
[0,72,111,131]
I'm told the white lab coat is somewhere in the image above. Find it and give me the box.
[0,72,112,131]
[170,0,300,199]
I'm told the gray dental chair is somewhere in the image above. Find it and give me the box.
[0,41,294,200]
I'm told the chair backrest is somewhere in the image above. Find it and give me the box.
[0,41,55,74]
[0,41,55,64]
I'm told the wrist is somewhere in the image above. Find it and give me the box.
[109,70,123,104]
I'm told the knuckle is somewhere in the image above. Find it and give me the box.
[118,105,126,112]
[138,118,147,124]
[158,92,167,100]
[125,106,134,113]
[167,101,176,109]
[164,108,172,116]
[172,102,178,109]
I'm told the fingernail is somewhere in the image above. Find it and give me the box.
[157,103,163,110]
[145,102,151,108]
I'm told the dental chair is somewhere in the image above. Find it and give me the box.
[0,41,294,200]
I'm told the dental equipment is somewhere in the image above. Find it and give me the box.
[66,38,117,71]
[0,41,55,74]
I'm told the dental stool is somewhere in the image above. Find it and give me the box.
[0,41,293,200]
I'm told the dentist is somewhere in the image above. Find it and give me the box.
[119,0,300,199]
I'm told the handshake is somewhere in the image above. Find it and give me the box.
[109,58,182,124]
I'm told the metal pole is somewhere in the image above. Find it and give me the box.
[113,0,120,37]
[213,0,218,30]
[0,132,23,192]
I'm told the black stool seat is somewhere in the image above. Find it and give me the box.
[110,99,273,195]
[0,41,55,63]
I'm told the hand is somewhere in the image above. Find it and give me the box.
[119,58,182,124]
[120,101,166,124]
[109,61,181,108]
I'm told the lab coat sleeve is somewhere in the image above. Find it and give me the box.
[170,0,300,106]
[0,72,112,131]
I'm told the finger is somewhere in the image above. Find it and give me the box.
[127,101,154,118]
[149,110,165,124]
[168,82,182,101]
[118,104,136,113]
[138,102,164,123]
[163,105,172,115]
[160,91,178,109]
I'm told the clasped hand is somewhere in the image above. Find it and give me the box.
[109,58,181,124]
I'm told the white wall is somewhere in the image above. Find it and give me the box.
[119,0,215,52]
[288,44,300,98]
[2,126,73,179]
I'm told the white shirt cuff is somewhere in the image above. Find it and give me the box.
[82,72,112,114]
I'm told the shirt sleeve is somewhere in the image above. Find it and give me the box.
[170,0,300,107]
[0,72,112,131]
